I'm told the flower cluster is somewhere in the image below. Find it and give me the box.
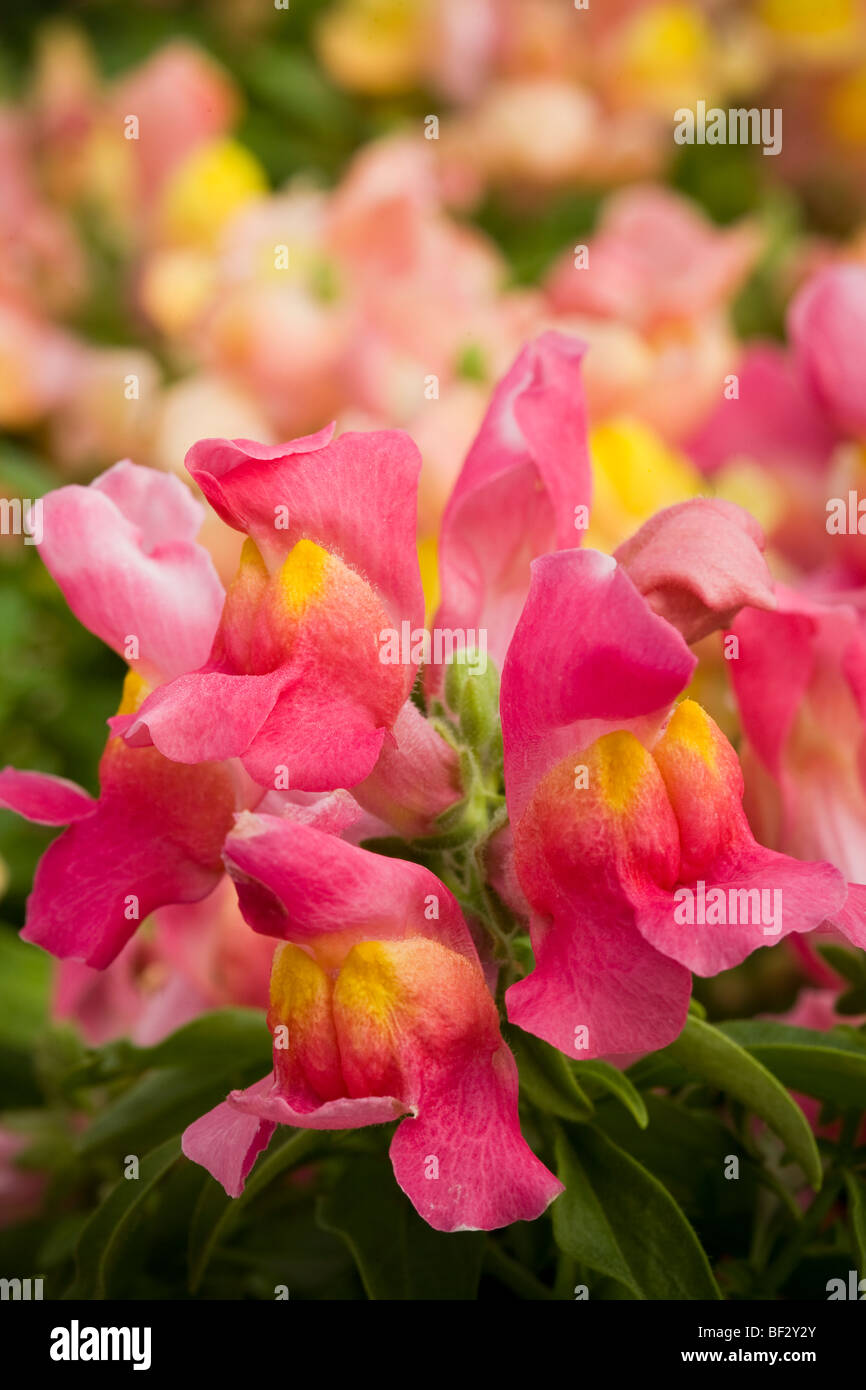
[4,324,865,1233]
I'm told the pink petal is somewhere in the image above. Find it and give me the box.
[434,331,592,672]
[501,548,694,824]
[634,702,848,974]
[789,264,866,439]
[38,460,224,682]
[186,427,423,631]
[827,882,866,950]
[686,343,838,477]
[21,741,238,967]
[228,1083,407,1131]
[546,185,758,329]
[505,909,691,1059]
[223,814,477,959]
[635,848,849,976]
[0,767,95,824]
[614,497,776,643]
[389,1045,563,1231]
[182,1075,277,1199]
[352,700,461,836]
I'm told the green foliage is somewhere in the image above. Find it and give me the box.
[318,1146,486,1300]
[553,1125,721,1300]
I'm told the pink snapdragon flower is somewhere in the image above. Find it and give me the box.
[111,42,239,216]
[499,549,849,1059]
[116,423,425,791]
[183,816,562,1232]
[433,330,592,674]
[729,586,866,947]
[0,462,248,966]
[434,329,776,680]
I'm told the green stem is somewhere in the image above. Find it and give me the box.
[763,1170,844,1295]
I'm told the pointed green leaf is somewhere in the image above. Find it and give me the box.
[575,1059,648,1128]
[553,1126,721,1299]
[187,1127,324,1292]
[69,1136,181,1298]
[719,1019,866,1115]
[666,1016,822,1189]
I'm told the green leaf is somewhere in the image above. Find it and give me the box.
[69,1136,181,1298]
[0,927,51,1105]
[553,1126,721,1300]
[239,45,354,136]
[837,984,866,1014]
[142,1009,271,1071]
[67,1007,271,1087]
[318,1152,485,1300]
[78,1060,263,1160]
[187,1127,323,1293]
[719,1019,866,1115]
[666,1016,822,1189]
[596,1093,762,1233]
[844,1171,866,1272]
[69,1009,272,1159]
[575,1060,648,1129]
[505,1024,594,1122]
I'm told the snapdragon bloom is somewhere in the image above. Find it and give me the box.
[434,330,776,680]
[117,423,425,791]
[0,461,244,966]
[183,817,561,1231]
[500,549,849,1059]
[729,587,866,946]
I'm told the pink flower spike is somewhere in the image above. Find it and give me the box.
[614,498,777,644]
[433,331,592,674]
